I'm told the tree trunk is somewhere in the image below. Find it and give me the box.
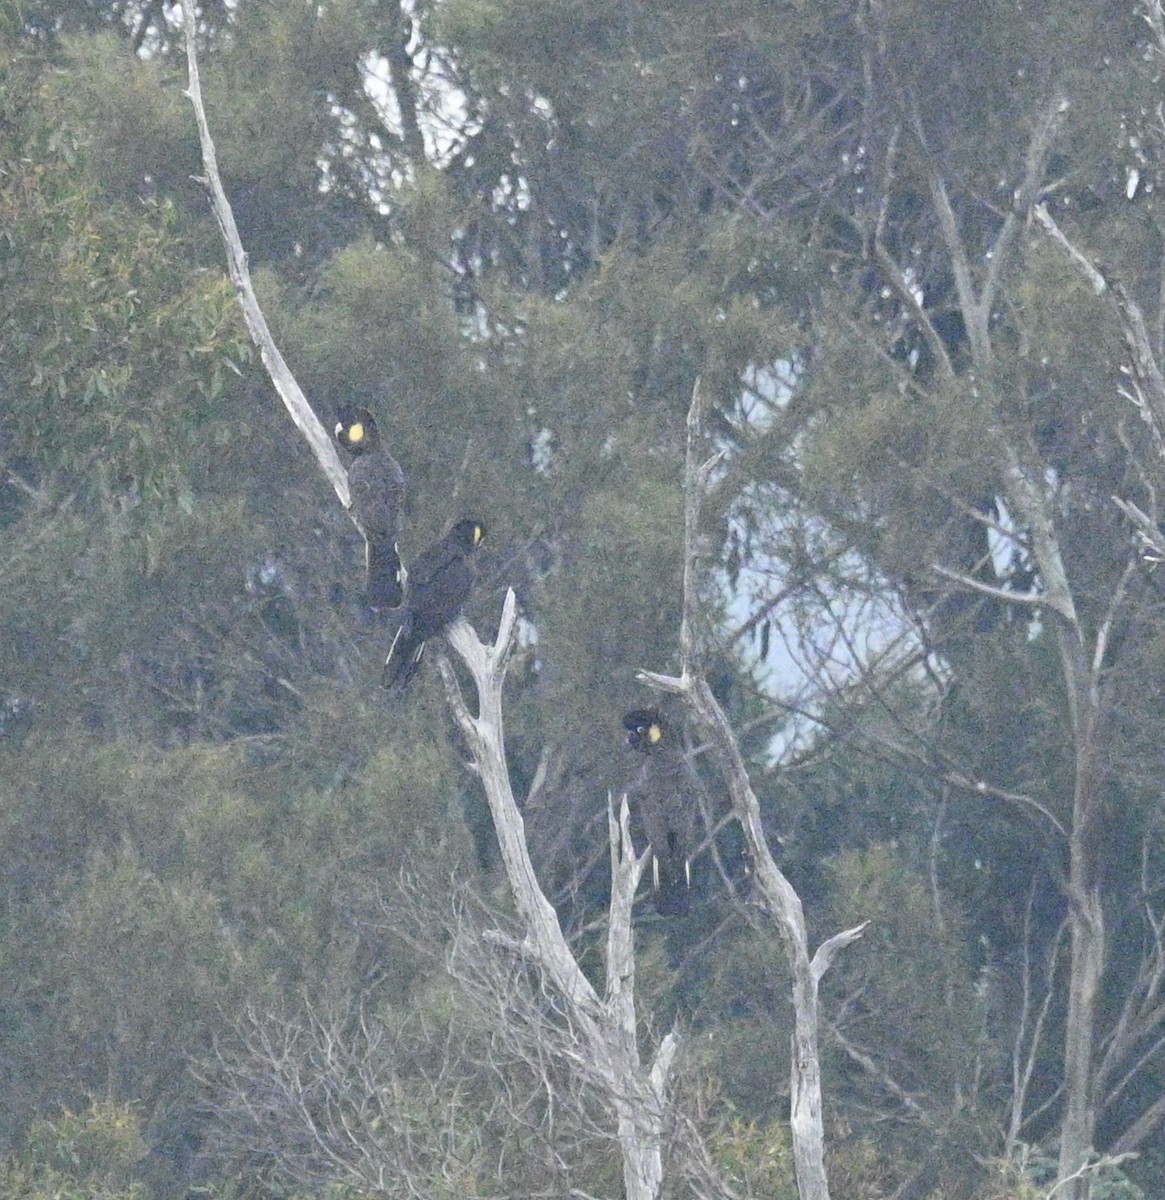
[1054,626,1105,1200]
[790,956,828,1200]
[1058,883,1103,1200]
[442,604,681,1200]
[640,383,867,1200]
[616,1103,665,1200]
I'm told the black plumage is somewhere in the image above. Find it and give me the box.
[623,707,698,916]
[335,406,406,609]
[382,518,486,693]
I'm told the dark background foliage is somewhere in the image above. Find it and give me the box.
[1,2,1163,1197]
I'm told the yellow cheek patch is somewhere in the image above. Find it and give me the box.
[473,525,484,545]
[348,422,365,444]
[648,723,662,744]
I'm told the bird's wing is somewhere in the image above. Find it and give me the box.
[632,753,696,863]
[366,538,404,609]
[660,753,699,861]
[382,535,475,691]
[628,753,695,916]
[347,451,405,537]
[628,760,668,856]
[406,546,474,641]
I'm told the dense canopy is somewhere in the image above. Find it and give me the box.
[2,2,1164,1199]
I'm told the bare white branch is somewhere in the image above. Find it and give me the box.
[930,564,1047,609]
[440,595,688,1200]
[811,923,871,984]
[179,2,350,508]
[1032,204,1109,296]
[639,378,865,1200]
[440,598,601,1022]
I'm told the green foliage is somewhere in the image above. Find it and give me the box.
[0,1100,146,1200]
[539,473,685,714]
[0,53,248,493]
[709,1118,798,1200]
[818,845,988,1175]
[48,35,201,208]
[55,856,235,1095]
[996,1145,1147,1200]
[822,1132,901,1200]
[826,845,978,1062]
[0,712,469,1168]
[5,0,1165,1196]
[690,927,793,1121]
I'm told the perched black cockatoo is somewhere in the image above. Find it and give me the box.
[623,707,698,916]
[335,406,406,609]
[382,518,486,693]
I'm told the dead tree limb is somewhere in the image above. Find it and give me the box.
[638,380,867,1200]
[179,1,349,507]
[182,6,716,1191]
[438,604,688,1200]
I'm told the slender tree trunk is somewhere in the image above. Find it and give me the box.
[382,0,426,165]
[641,385,867,1200]
[616,1101,665,1200]
[790,947,828,1200]
[1058,881,1103,1200]
[1053,626,1105,1200]
[912,80,1105,1186]
[442,604,680,1200]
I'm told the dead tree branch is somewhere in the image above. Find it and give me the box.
[439,601,691,1200]
[179,1,349,507]
[638,379,866,1200]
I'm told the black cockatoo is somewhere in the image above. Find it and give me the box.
[383,519,486,693]
[335,406,406,609]
[623,707,698,916]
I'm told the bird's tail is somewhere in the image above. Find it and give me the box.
[382,617,426,694]
[651,853,691,917]
[366,538,405,609]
